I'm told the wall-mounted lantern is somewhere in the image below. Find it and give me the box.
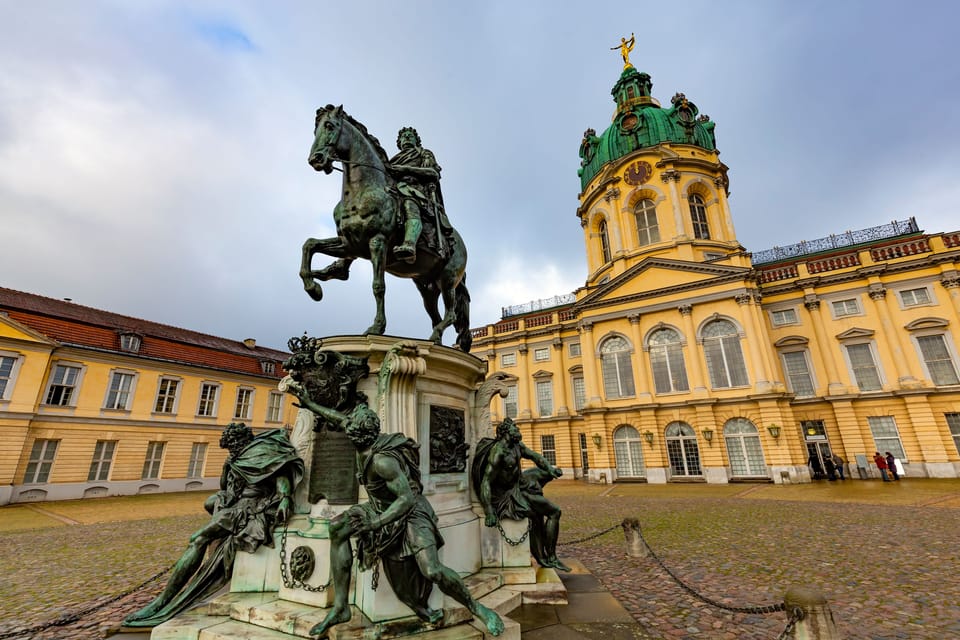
[701,428,714,445]
[767,424,782,440]
[591,434,602,449]
[642,430,654,446]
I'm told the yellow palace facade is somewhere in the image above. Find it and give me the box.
[470,64,960,484]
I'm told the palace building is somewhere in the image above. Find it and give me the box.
[470,63,960,484]
[0,288,297,504]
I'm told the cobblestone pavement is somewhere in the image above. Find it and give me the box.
[1,479,958,639]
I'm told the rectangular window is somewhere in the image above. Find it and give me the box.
[155,378,180,414]
[782,351,815,397]
[197,383,220,417]
[24,439,58,483]
[540,435,557,466]
[105,371,135,410]
[845,343,882,391]
[503,385,518,419]
[267,391,283,422]
[899,287,931,307]
[569,343,581,357]
[771,309,798,326]
[45,364,81,406]
[572,376,586,412]
[536,380,553,417]
[119,334,141,352]
[601,352,636,398]
[142,441,165,480]
[867,416,906,461]
[916,335,960,385]
[501,352,516,367]
[0,354,18,399]
[650,343,690,394]
[87,440,117,482]
[533,347,550,362]
[832,298,861,317]
[234,388,254,420]
[187,443,207,478]
[947,413,960,455]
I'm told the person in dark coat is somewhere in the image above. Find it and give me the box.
[874,452,890,481]
[885,452,900,481]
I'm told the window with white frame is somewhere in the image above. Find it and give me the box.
[260,361,276,375]
[613,425,645,477]
[503,385,518,419]
[831,298,861,317]
[648,327,689,394]
[0,353,21,400]
[770,308,798,326]
[267,391,284,422]
[142,441,165,479]
[635,199,660,246]
[501,352,517,367]
[44,364,82,406]
[572,375,586,412]
[105,371,136,410]
[534,347,550,362]
[845,343,883,391]
[197,383,220,417]
[702,319,749,388]
[867,416,906,461]
[598,219,612,263]
[665,422,702,476]
[536,380,553,417]
[87,440,117,482]
[600,335,636,398]
[946,413,960,455]
[899,287,931,307]
[119,333,141,352]
[154,377,180,414]
[915,334,960,385]
[234,388,254,420]
[689,194,710,239]
[24,439,58,483]
[187,443,207,478]
[540,435,557,466]
[781,351,815,397]
[569,343,581,357]
[723,418,767,476]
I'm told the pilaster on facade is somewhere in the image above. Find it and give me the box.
[866,283,921,389]
[736,291,773,392]
[678,304,708,396]
[804,295,846,395]
[627,313,653,403]
[901,395,952,474]
[578,321,603,407]
[516,344,533,420]
[828,400,868,462]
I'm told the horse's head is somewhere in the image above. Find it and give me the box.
[309,104,346,174]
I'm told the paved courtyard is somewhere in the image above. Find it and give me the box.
[1,478,957,639]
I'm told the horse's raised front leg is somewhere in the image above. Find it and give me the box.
[429,283,457,346]
[365,234,388,335]
[300,237,353,302]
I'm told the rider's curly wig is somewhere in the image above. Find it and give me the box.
[220,422,254,454]
[396,126,421,148]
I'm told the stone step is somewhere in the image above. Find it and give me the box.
[470,616,520,640]
[510,567,568,606]
[198,618,302,640]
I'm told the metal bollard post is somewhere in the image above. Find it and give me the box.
[621,518,647,558]
[783,585,842,639]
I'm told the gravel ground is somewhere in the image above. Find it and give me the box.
[1,479,957,639]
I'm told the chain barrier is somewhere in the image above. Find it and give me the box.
[0,563,173,640]
[557,522,621,546]
[775,607,804,640]
[279,526,332,593]
[497,520,531,546]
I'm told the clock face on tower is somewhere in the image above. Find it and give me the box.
[623,160,652,185]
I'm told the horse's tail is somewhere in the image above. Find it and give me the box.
[454,275,472,352]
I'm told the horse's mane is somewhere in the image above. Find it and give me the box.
[320,105,391,166]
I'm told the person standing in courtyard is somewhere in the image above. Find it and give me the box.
[823,455,837,481]
[885,452,901,481]
[873,451,890,481]
[832,452,846,480]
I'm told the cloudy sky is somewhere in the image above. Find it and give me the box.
[2,1,958,351]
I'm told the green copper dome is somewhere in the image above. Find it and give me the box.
[578,68,717,190]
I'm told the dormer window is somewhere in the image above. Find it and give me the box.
[119,334,141,353]
[260,361,276,375]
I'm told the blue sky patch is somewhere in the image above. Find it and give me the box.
[193,19,256,52]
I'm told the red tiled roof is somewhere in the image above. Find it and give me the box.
[0,287,289,378]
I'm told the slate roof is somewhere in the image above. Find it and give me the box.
[0,287,289,379]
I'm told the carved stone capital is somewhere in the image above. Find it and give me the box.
[735,293,752,306]
[678,304,693,316]
[804,295,820,311]
[660,169,681,183]
[580,320,594,332]
[603,187,621,202]
[868,284,887,301]
[627,313,641,324]
[941,274,960,289]
[518,345,529,354]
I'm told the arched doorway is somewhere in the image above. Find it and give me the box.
[665,421,702,477]
[613,425,645,478]
[723,418,767,477]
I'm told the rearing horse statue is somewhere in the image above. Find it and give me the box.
[300,105,472,351]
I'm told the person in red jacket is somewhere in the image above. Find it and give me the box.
[873,451,890,482]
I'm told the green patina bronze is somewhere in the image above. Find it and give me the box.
[471,417,570,572]
[299,105,472,351]
[123,424,304,628]
[282,400,504,638]
[578,67,717,190]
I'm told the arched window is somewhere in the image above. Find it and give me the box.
[648,328,689,394]
[702,319,749,388]
[635,199,659,246]
[689,193,710,239]
[598,219,612,263]
[600,335,635,398]
[723,418,766,476]
[613,425,645,477]
[665,422,702,476]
